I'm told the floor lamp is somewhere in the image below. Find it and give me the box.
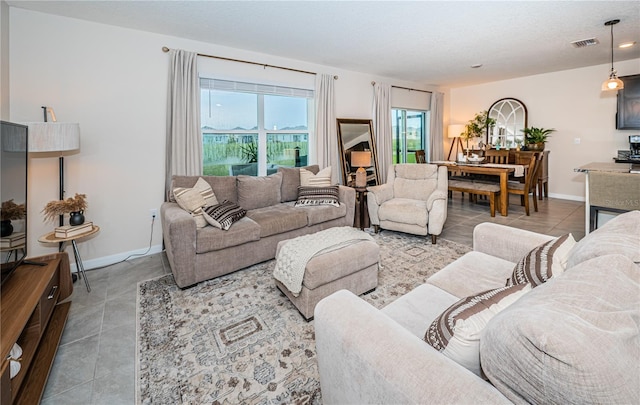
[447,124,465,161]
[27,109,81,251]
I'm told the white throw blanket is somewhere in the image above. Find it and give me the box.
[273,227,374,297]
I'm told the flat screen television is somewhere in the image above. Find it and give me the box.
[1,120,28,284]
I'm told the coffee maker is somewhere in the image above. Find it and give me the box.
[630,135,640,160]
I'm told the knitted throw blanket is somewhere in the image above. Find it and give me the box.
[273,226,374,297]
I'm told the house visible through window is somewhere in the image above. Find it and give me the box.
[200,78,314,176]
[392,109,429,164]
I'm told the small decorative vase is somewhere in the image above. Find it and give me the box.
[1,220,13,237]
[69,211,85,226]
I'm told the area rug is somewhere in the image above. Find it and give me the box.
[136,232,470,404]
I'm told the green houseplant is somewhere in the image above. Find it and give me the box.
[521,127,556,151]
[462,111,496,154]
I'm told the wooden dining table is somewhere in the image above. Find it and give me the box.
[432,161,527,216]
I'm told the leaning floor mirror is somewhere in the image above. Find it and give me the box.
[336,118,380,187]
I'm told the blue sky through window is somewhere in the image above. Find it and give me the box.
[201,90,307,131]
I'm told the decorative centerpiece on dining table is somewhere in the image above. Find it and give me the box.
[1,199,26,237]
[42,193,88,226]
[462,111,496,156]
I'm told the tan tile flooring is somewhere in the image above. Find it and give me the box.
[41,194,585,404]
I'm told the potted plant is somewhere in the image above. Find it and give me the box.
[1,199,26,237]
[43,193,88,225]
[521,127,556,151]
[462,111,496,155]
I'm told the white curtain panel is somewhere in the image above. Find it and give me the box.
[315,74,339,184]
[165,49,202,195]
[372,82,392,183]
[429,91,445,161]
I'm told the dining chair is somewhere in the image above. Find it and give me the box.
[484,149,509,164]
[415,150,426,163]
[507,152,542,215]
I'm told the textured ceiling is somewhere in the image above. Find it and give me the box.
[7,1,640,87]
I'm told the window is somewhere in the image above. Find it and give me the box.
[392,109,429,164]
[200,79,314,176]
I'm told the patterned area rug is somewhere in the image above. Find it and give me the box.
[136,232,470,404]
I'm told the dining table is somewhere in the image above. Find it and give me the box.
[432,160,527,216]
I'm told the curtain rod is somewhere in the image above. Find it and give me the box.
[371,81,432,94]
[162,46,338,79]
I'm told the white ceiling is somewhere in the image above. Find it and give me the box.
[7,0,640,87]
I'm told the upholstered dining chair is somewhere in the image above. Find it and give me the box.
[507,152,542,215]
[367,164,448,244]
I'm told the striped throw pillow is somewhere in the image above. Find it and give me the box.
[294,186,340,207]
[203,200,247,230]
[425,283,532,376]
[173,187,208,228]
[506,233,576,287]
[193,177,218,206]
[300,166,331,187]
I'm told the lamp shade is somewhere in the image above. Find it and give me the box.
[448,124,465,139]
[25,122,80,153]
[351,151,372,168]
[602,75,624,91]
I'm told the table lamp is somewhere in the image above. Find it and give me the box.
[351,151,371,188]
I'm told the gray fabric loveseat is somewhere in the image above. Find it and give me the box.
[161,166,355,288]
[315,210,640,404]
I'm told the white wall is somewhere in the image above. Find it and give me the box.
[449,58,640,200]
[9,8,437,268]
[1,1,9,120]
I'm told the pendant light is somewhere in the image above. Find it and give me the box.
[602,19,624,91]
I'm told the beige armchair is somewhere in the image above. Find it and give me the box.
[367,164,448,244]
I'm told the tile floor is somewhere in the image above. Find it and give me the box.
[40,194,585,404]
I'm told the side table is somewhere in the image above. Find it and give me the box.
[354,187,370,230]
[38,225,99,292]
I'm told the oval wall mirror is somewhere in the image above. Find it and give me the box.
[487,98,528,148]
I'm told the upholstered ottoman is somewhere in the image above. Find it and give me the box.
[274,233,379,321]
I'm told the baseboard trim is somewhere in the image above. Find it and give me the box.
[71,244,164,272]
[547,193,585,202]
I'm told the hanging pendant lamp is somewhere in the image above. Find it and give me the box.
[602,19,624,91]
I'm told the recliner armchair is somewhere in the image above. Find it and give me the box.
[367,164,448,243]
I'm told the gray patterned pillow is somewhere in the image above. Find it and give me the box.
[294,186,340,207]
[506,233,575,287]
[203,200,246,230]
[424,283,532,376]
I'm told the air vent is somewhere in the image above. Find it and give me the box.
[571,38,599,48]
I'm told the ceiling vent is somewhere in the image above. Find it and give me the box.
[571,38,599,48]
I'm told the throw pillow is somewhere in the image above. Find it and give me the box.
[481,254,640,404]
[424,283,532,376]
[506,233,576,287]
[236,172,283,211]
[566,210,640,267]
[193,177,218,206]
[278,165,320,202]
[203,200,247,230]
[300,166,331,187]
[294,186,340,207]
[173,186,208,228]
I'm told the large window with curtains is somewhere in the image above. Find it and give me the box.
[200,78,314,176]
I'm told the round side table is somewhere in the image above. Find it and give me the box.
[38,225,100,292]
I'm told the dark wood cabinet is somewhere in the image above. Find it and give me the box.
[0,253,73,405]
